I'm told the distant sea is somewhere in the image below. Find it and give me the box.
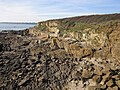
[0,22,36,31]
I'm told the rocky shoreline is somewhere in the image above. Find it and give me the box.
[0,14,120,90]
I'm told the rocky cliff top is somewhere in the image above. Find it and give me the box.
[38,13,120,24]
[0,13,120,90]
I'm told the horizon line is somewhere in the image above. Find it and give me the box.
[0,13,120,23]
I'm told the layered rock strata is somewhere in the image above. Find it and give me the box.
[0,14,120,90]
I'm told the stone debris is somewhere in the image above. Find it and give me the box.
[0,18,120,90]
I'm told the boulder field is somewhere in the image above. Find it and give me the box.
[0,14,120,90]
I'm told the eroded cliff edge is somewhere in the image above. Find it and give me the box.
[0,14,120,90]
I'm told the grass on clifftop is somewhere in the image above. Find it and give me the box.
[37,14,120,34]
[57,21,96,34]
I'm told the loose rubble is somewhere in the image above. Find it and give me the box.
[0,16,120,90]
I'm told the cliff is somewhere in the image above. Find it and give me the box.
[33,14,120,62]
[0,13,120,90]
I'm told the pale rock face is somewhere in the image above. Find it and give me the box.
[27,21,120,63]
[27,28,41,36]
[40,21,60,37]
[110,27,120,63]
[47,21,58,27]
[51,38,92,59]
[69,32,82,41]
[69,30,107,50]
[63,41,70,53]
[1,14,120,90]
[64,81,84,90]
[89,32,107,49]
[48,27,59,34]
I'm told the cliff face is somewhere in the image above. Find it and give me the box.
[0,14,120,90]
[36,14,120,62]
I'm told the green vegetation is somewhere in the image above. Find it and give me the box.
[38,25,47,31]
[37,23,48,31]
[68,22,93,32]
[37,14,120,34]
[57,21,96,35]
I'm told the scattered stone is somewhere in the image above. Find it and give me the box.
[0,16,120,90]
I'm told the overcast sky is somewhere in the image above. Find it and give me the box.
[0,0,120,22]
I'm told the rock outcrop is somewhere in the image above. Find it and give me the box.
[0,14,120,90]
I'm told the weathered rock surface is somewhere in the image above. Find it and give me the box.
[0,14,120,90]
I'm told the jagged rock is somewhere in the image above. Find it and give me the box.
[38,76,44,82]
[51,38,59,49]
[94,66,103,75]
[107,87,113,90]
[112,86,119,90]
[0,43,3,52]
[0,14,120,90]
[55,39,64,49]
[102,67,110,74]
[64,81,84,90]
[28,60,33,65]
[107,86,119,90]
[36,63,41,68]
[18,77,30,86]
[112,75,120,80]
[106,79,114,87]
[100,72,111,85]
[87,86,101,90]
[81,69,93,79]
[99,85,107,89]
[92,75,102,83]
[63,41,70,54]
[116,80,120,88]
[88,79,97,86]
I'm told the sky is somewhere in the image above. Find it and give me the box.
[0,0,120,22]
